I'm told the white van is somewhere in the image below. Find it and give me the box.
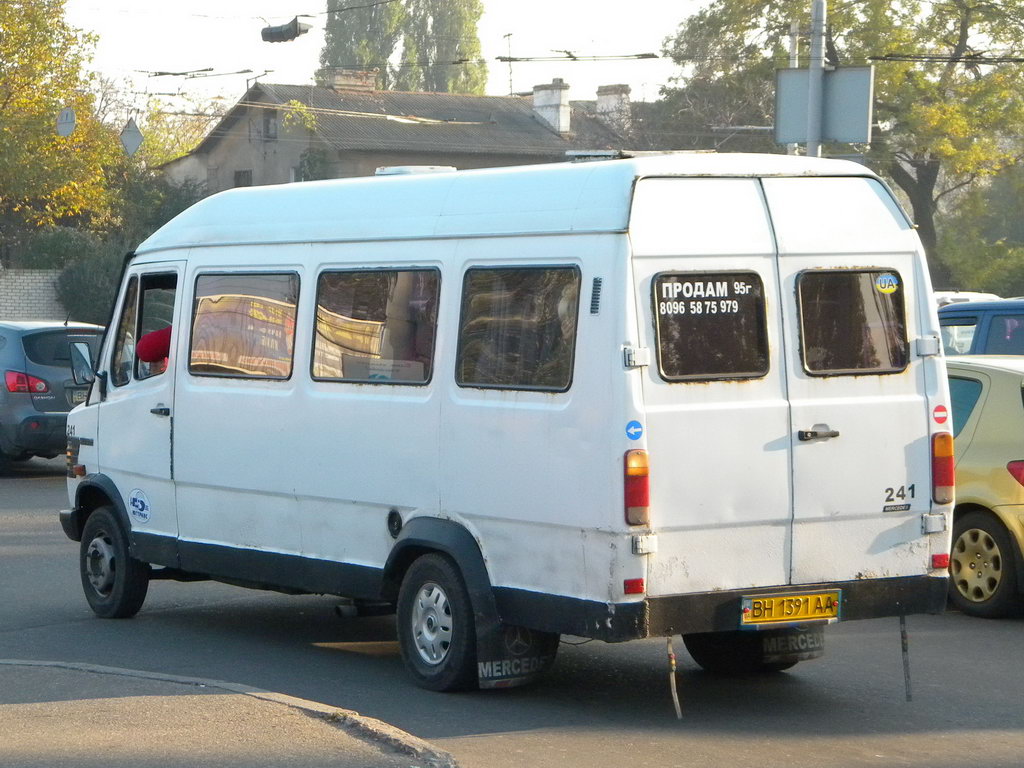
[62,154,953,691]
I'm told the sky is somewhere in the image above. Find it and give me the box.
[63,0,701,114]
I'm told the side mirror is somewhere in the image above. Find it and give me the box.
[70,342,96,386]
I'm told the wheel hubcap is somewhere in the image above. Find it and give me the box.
[952,527,1002,603]
[85,534,116,596]
[411,581,452,666]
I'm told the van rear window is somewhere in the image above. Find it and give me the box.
[456,267,580,391]
[798,270,908,375]
[190,273,299,379]
[653,272,768,381]
[312,269,440,384]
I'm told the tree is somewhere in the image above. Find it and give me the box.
[661,0,1024,287]
[318,0,487,94]
[940,165,1024,295]
[0,0,119,232]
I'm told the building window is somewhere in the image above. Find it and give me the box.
[233,170,252,187]
[653,271,768,381]
[456,266,581,392]
[263,110,278,141]
[189,273,299,380]
[313,269,440,385]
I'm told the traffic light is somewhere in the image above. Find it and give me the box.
[261,17,313,43]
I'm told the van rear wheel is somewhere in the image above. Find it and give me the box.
[397,554,477,691]
[682,631,797,674]
[79,506,150,618]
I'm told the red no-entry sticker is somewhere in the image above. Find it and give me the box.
[933,405,949,424]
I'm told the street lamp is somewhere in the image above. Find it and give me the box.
[261,17,313,43]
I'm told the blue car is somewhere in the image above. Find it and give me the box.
[939,300,1024,356]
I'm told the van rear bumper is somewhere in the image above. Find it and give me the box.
[495,575,948,642]
[645,575,949,637]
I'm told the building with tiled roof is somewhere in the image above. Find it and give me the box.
[163,70,635,194]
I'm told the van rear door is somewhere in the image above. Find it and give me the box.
[629,177,794,595]
[763,176,936,584]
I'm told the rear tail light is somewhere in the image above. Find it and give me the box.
[1007,461,1024,487]
[624,449,650,525]
[931,432,954,504]
[931,553,950,569]
[5,371,49,393]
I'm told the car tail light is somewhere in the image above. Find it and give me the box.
[1007,461,1024,487]
[5,371,49,394]
[624,449,650,525]
[5,371,49,393]
[931,432,954,504]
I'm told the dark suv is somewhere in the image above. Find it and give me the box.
[939,299,1024,356]
[0,321,103,467]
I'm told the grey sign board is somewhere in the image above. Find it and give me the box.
[775,66,874,144]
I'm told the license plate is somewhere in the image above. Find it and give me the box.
[740,590,841,628]
[70,389,87,405]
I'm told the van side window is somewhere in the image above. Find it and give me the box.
[798,270,908,375]
[940,318,978,355]
[189,273,299,379]
[312,269,440,384]
[135,274,178,381]
[456,267,581,392]
[110,277,139,387]
[652,272,768,381]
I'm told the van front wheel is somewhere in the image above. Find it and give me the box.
[397,554,478,691]
[79,507,150,618]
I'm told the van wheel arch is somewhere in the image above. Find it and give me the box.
[71,475,132,545]
[382,518,496,616]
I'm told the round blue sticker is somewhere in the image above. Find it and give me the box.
[626,421,644,440]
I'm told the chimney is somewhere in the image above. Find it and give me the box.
[533,78,571,135]
[317,67,379,92]
[596,84,632,135]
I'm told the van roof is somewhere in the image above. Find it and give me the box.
[136,153,876,256]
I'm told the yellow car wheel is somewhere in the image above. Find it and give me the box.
[950,510,1019,618]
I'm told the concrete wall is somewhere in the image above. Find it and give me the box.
[0,269,64,320]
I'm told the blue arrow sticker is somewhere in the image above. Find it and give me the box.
[626,420,644,440]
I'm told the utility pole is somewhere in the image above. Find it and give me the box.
[787,19,800,155]
[504,33,514,96]
[806,0,826,157]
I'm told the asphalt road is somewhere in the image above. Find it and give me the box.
[2,457,1023,768]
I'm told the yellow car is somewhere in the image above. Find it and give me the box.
[947,357,1024,617]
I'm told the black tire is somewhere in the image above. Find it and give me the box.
[79,506,150,619]
[950,509,1020,618]
[397,554,478,691]
[683,631,797,674]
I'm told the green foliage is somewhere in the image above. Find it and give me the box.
[319,0,487,94]
[0,0,120,227]
[10,226,103,269]
[941,164,1024,295]
[298,149,332,181]
[659,0,1024,287]
[55,243,125,325]
[281,100,319,133]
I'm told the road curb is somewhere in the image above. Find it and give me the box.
[0,659,458,768]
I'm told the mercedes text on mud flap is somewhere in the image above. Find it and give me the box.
[60,154,953,690]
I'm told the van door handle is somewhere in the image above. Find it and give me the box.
[798,428,839,441]
[150,406,171,417]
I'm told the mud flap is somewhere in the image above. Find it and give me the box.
[758,624,826,665]
[474,620,559,689]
